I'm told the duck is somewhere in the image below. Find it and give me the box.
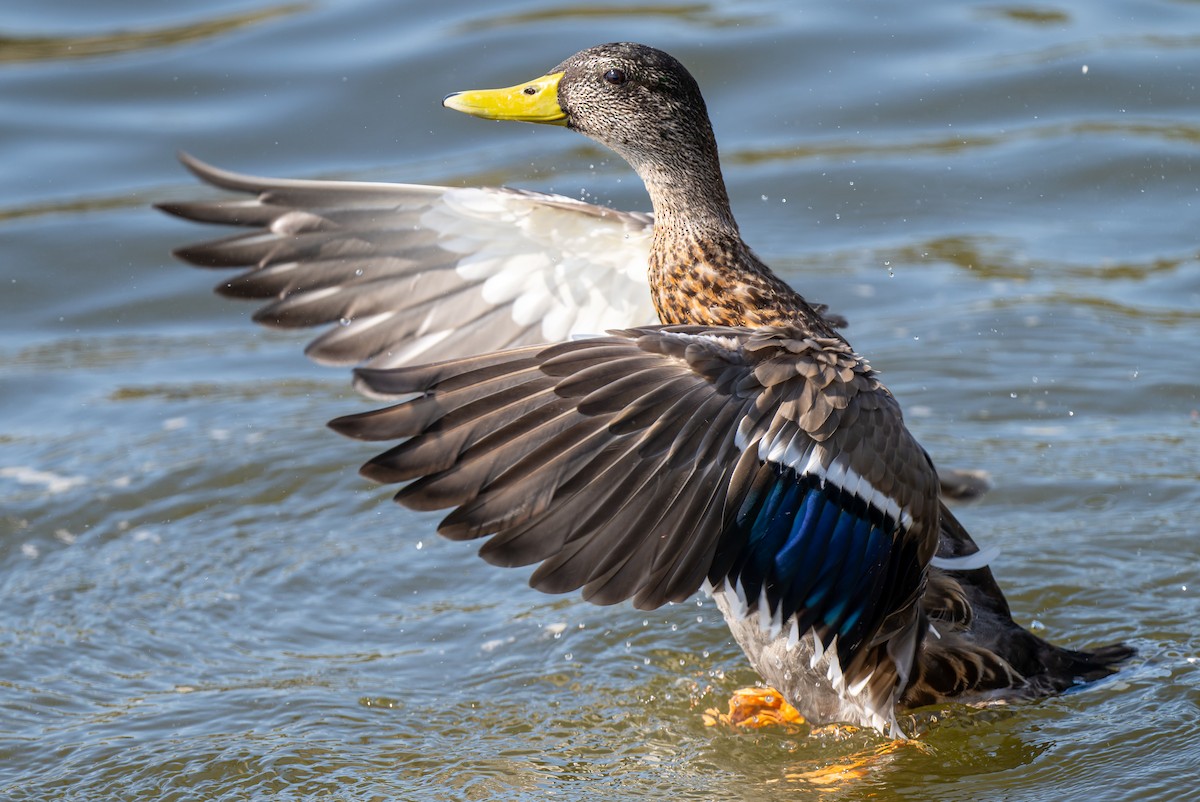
[158,42,1131,737]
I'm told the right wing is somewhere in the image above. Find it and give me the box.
[157,153,659,369]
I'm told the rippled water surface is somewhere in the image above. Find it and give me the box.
[2,1,1198,799]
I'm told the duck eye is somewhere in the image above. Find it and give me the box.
[603,68,627,85]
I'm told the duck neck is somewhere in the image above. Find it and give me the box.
[626,122,740,242]
[628,144,779,328]
[640,160,739,241]
[629,142,833,332]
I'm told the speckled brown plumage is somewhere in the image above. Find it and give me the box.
[647,230,843,334]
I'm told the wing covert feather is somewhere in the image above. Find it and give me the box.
[159,154,658,368]
[330,324,941,673]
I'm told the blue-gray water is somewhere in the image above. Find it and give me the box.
[2,1,1198,799]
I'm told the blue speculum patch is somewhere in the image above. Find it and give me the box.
[725,461,909,663]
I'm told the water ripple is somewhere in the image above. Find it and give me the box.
[0,5,307,65]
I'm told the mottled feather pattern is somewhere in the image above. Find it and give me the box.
[328,324,944,715]
[902,633,1023,707]
[649,232,847,332]
[922,568,974,626]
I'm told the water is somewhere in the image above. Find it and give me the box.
[2,1,1198,799]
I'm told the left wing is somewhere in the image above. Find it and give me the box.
[330,324,940,678]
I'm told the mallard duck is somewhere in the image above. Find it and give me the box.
[159,42,1130,737]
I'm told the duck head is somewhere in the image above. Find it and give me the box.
[443,42,733,231]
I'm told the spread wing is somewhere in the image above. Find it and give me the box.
[330,324,941,675]
[157,154,658,368]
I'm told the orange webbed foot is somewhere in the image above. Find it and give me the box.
[785,737,932,786]
[702,686,805,731]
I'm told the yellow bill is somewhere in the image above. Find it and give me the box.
[443,71,566,124]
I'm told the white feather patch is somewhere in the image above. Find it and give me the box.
[717,578,750,621]
[419,185,658,347]
[847,669,875,698]
[825,635,845,689]
[930,546,1000,571]
[757,586,773,633]
[800,452,912,531]
[786,618,800,652]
